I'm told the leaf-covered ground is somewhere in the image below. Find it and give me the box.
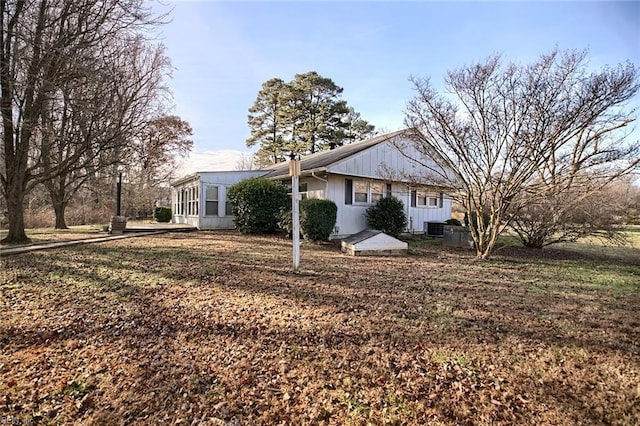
[1,232,638,425]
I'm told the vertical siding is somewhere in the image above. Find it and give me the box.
[407,198,452,232]
[326,177,453,236]
[327,137,444,182]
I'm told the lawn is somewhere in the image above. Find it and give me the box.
[1,231,638,425]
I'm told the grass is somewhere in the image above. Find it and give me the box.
[0,230,638,425]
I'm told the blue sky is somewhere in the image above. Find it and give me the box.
[152,1,640,173]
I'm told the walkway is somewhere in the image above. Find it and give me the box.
[0,223,196,257]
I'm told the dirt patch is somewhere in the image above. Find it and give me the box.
[1,232,638,425]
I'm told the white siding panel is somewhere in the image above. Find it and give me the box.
[326,176,456,237]
[327,175,368,236]
[327,138,429,180]
[300,177,327,199]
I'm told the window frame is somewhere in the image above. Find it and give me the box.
[352,180,386,205]
[224,186,233,216]
[204,185,219,216]
[415,190,443,208]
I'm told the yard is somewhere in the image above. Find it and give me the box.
[1,230,639,425]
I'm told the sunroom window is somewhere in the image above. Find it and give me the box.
[205,185,218,216]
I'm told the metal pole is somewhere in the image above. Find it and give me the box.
[289,157,301,272]
[292,173,300,272]
[116,172,122,216]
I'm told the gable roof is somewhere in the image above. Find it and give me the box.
[262,129,411,179]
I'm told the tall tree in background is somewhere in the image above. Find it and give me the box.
[289,72,350,154]
[341,106,377,143]
[404,49,639,259]
[0,0,169,242]
[246,78,288,164]
[246,72,374,166]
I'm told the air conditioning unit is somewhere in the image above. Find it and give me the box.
[425,221,444,237]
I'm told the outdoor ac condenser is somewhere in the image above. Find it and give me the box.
[425,221,444,237]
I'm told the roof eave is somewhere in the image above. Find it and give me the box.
[266,167,328,180]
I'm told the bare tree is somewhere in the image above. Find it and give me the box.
[404,49,639,259]
[0,0,166,243]
[124,114,193,217]
[235,153,257,170]
[39,35,173,228]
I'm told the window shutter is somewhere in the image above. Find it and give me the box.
[411,190,417,207]
[345,179,353,204]
[439,192,444,208]
[386,183,392,197]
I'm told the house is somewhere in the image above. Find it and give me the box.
[170,130,454,237]
[171,170,268,229]
[262,129,453,238]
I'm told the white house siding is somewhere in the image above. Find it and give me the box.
[325,176,452,238]
[299,177,327,199]
[325,175,364,237]
[320,137,455,236]
[171,133,454,234]
[326,138,439,182]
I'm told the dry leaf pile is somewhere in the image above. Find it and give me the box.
[1,232,638,425]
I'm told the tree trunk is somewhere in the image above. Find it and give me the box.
[47,175,70,229]
[52,199,68,229]
[523,237,545,249]
[2,181,30,244]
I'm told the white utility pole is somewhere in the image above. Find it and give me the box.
[289,157,301,272]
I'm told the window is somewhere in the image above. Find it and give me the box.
[371,182,384,203]
[188,186,198,216]
[350,180,386,205]
[187,188,193,215]
[413,190,443,208]
[286,181,309,200]
[354,181,369,203]
[205,185,218,216]
[299,182,308,200]
[173,189,180,215]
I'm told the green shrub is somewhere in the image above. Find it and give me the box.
[300,198,337,241]
[278,208,294,238]
[154,206,172,223]
[227,177,289,234]
[365,196,407,237]
[445,218,462,226]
